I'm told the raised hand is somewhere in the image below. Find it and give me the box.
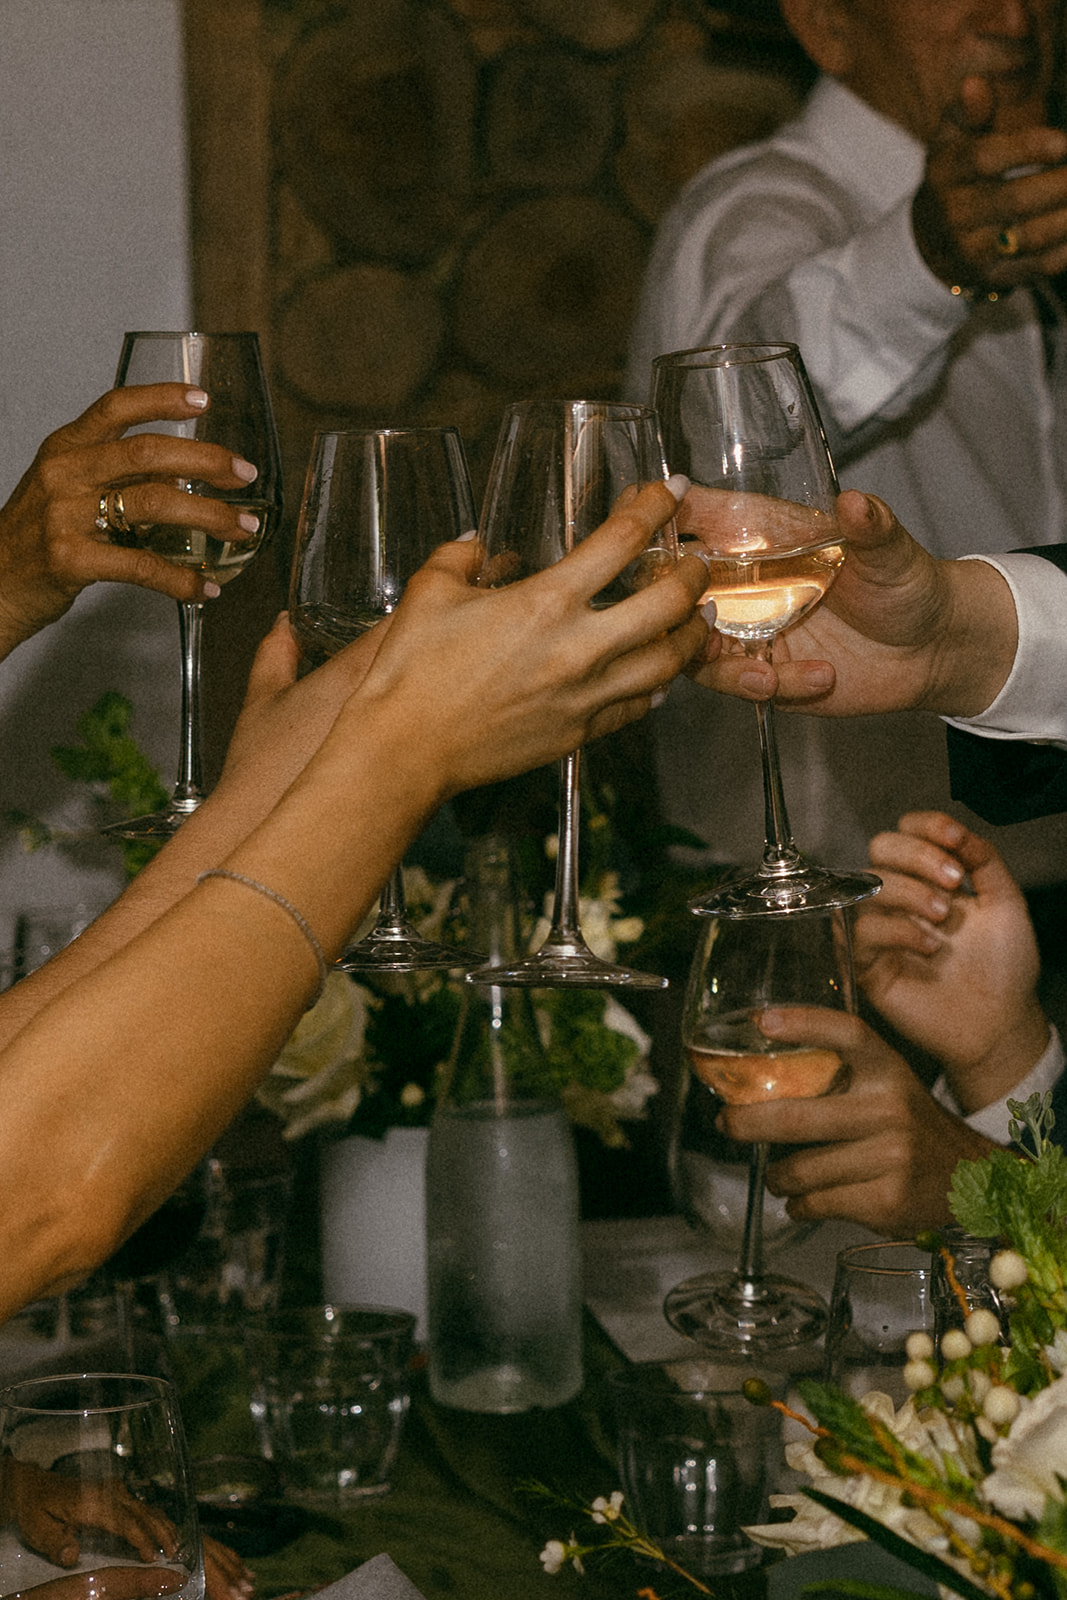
[912,74,1067,294]
[853,810,1049,1109]
[0,383,261,655]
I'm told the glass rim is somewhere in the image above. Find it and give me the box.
[652,341,800,370]
[606,1366,754,1399]
[310,425,464,443]
[0,1371,172,1416]
[120,330,263,342]
[835,1240,934,1276]
[501,397,658,417]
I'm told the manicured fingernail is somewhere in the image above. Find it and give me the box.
[666,472,691,500]
[203,581,221,598]
[457,529,477,541]
[186,388,209,409]
[651,688,668,709]
[928,895,950,918]
[238,512,260,533]
[939,861,964,886]
[700,599,718,625]
[232,457,258,483]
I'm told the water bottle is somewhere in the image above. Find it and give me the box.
[426,837,582,1412]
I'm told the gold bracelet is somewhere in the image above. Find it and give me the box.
[197,869,328,1006]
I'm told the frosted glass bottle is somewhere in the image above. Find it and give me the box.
[426,838,582,1412]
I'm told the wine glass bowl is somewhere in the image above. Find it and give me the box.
[652,343,879,918]
[103,331,282,841]
[288,426,484,973]
[663,907,853,1353]
[465,398,676,990]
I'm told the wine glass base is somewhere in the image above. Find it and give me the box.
[336,924,484,975]
[100,801,202,842]
[466,942,668,989]
[690,865,881,919]
[664,1268,828,1352]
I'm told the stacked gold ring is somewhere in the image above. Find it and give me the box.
[995,227,1021,258]
[96,488,133,536]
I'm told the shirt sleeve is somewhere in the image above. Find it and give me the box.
[942,554,1067,747]
[932,1026,1064,1143]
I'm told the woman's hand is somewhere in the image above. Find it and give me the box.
[345,480,710,800]
[854,810,1049,1110]
[0,384,261,656]
[717,1006,998,1234]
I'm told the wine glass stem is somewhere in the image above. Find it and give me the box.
[749,640,801,876]
[738,1140,770,1288]
[376,867,408,932]
[545,750,584,944]
[174,600,206,811]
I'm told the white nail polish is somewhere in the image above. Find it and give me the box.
[666,472,691,500]
[456,529,478,542]
[203,581,221,599]
[651,687,668,709]
[186,388,209,409]
[700,599,718,625]
[232,457,258,483]
[238,512,260,533]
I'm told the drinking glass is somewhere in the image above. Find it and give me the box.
[465,398,675,989]
[825,1240,936,1406]
[288,427,483,972]
[663,907,854,1351]
[0,1372,203,1600]
[652,343,880,917]
[103,331,282,841]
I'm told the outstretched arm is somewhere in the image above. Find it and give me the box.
[0,481,708,1322]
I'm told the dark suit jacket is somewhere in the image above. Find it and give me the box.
[946,545,1067,825]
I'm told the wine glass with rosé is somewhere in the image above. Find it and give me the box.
[663,906,855,1352]
[651,343,880,917]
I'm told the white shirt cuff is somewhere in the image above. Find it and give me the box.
[932,1025,1064,1143]
[942,554,1067,747]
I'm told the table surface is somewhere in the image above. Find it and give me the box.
[0,1214,879,1600]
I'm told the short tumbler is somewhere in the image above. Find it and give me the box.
[245,1305,415,1502]
[609,1362,783,1577]
[825,1241,935,1406]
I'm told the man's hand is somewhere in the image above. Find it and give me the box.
[854,810,1048,1110]
[691,490,1018,717]
[716,1006,997,1234]
[913,75,1067,293]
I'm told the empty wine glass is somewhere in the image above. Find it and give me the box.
[663,906,854,1351]
[0,1372,203,1600]
[465,398,676,990]
[288,426,484,973]
[103,331,282,841]
[652,343,880,917]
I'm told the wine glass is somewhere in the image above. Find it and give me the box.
[0,1372,204,1600]
[103,331,282,841]
[663,905,854,1351]
[465,399,675,990]
[651,343,880,917]
[289,426,484,973]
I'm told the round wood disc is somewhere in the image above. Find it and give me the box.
[484,49,614,189]
[273,1,476,262]
[455,196,645,385]
[277,266,444,410]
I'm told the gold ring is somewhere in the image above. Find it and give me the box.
[104,488,133,536]
[996,226,1021,257]
[94,495,109,533]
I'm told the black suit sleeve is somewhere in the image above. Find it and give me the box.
[946,545,1067,825]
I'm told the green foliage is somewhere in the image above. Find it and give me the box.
[539,988,638,1096]
[354,978,464,1138]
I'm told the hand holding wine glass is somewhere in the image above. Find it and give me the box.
[102,332,282,842]
[466,398,680,990]
[652,343,880,916]
[664,906,855,1352]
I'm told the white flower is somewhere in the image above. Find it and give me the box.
[399,1082,425,1109]
[532,874,643,964]
[590,1491,624,1524]
[257,973,374,1139]
[539,1540,567,1574]
[984,1372,1067,1521]
[1046,1328,1067,1373]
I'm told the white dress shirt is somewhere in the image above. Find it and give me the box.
[932,1026,1064,1144]
[628,76,1067,881]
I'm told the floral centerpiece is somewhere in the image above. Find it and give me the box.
[537,1091,1067,1599]
[255,855,660,1147]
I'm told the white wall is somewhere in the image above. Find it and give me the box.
[0,0,191,922]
